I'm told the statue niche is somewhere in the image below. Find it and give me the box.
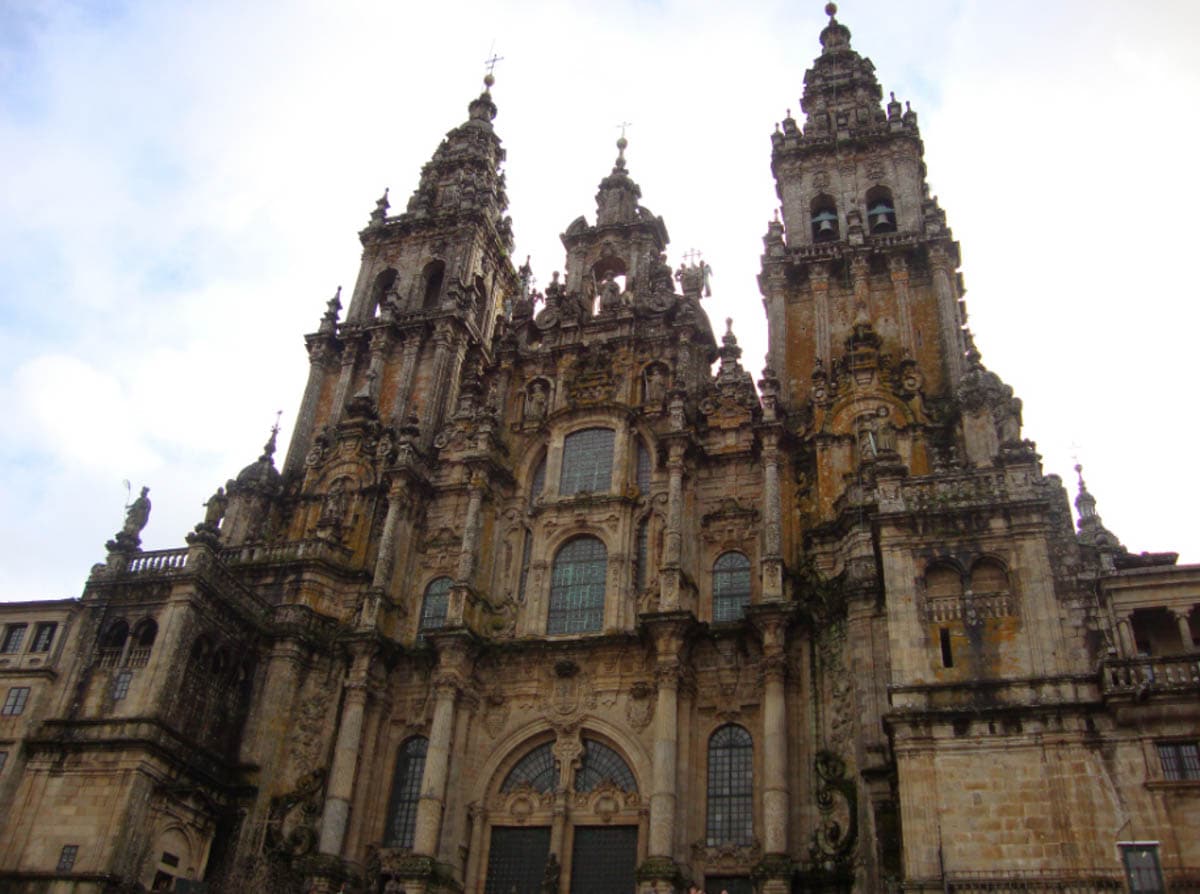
[641,363,669,408]
[524,378,552,425]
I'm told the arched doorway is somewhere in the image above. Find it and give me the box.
[481,733,642,894]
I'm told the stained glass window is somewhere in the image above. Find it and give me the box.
[707,724,753,846]
[501,742,558,793]
[575,739,637,793]
[559,428,615,495]
[385,737,428,848]
[712,552,751,623]
[548,537,607,635]
[636,440,652,494]
[419,577,452,635]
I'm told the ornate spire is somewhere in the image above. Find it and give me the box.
[819,2,852,54]
[1073,464,1124,553]
[596,128,642,226]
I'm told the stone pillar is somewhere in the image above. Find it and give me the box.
[331,342,359,423]
[421,323,453,450]
[390,334,423,425]
[1173,609,1195,652]
[412,639,471,857]
[888,254,915,356]
[811,262,832,367]
[371,478,409,594]
[640,620,689,890]
[318,645,375,856]
[1116,614,1136,657]
[455,472,487,584]
[752,611,792,892]
[285,340,336,476]
[929,246,964,385]
[761,431,784,602]
[659,441,686,611]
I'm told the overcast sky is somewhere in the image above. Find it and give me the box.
[1,0,1196,602]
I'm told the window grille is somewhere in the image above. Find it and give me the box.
[112,670,133,701]
[57,845,78,873]
[559,428,615,495]
[501,742,557,793]
[419,577,452,636]
[707,724,754,846]
[1,624,26,654]
[548,537,607,635]
[1,686,30,716]
[712,552,751,622]
[384,737,428,848]
[575,739,637,793]
[1157,741,1200,781]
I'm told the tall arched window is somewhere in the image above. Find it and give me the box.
[548,537,607,634]
[371,267,398,316]
[128,619,157,667]
[866,185,897,233]
[969,558,1008,594]
[810,194,840,243]
[97,620,129,668]
[421,260,445,310]
[707,724,754,846]
[712,552,751,622]
[385,736,428,848]
[419,577,452,636]
[560,428,615,495]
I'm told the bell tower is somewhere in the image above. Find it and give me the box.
[761,2,965,414]
[283,73,518,478]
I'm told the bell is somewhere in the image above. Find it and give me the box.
[817,218,836,234]
[869,202,895,232]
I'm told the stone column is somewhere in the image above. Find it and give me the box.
[421,323,453,450]
[412,640,471,857]
[318,645,374,855]
[888,255,915,356]
[811,262,832,367]
[761,431,784,602]
[929,246,964,385]
[640,620,689,890]
[1115,614,1136,657]
[390,334,423,425]
[1173,609,1195,652]
[455,472,487,584]
[659,441,686,611]
[753,612,791,880]
[331,341,359,423]
[371,478,409,595]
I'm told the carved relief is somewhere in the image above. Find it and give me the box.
[625,681,655,731]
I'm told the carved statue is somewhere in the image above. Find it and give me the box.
[525,380,549,422]
[598,272,621,312]
[122,487,151,538]
[644,365,667,405]
[540,853,561,894]
[996,394,1022,443]
[202,487,227,528]
[319,480,348,527]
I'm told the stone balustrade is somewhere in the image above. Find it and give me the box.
[1102,654,1200,696]
[126,548,189,574]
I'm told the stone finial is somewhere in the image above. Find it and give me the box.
[319,286,342,334]
[370,188,390,225]
[1074,464,1097,521]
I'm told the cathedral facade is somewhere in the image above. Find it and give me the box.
[1,8,1197,894]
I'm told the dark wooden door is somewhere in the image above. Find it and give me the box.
[568,826,637,894]
[484,826,551,894]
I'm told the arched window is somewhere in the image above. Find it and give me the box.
[419,577,452,635]
[636,440,652,494]
[559,428,615,495]
[98,620,129,668]
[712,552,752,622]
[421,260,445,310]
[970,558,1008,594]
[501,742,557,793]
[548,537,607,635]
[127,619,157,667]
[866,185,897,233]
[810,194,839,243]
[707,725,754,846]
[385,737,428,848]
[575,739,637,793]
[371,268,398,317]
[925,563,963,599]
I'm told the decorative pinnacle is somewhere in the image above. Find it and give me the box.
[262,411,283,460]
[483,49,503,89]
[825,2,838,16]
[615,121,632,167]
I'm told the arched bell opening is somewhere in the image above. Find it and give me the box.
[810,194,840,243]
[866,185,897,233]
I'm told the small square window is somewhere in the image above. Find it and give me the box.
[112,670,133,701]
[1157,741,1200,781]
[30,622,57,653]
[1,624,27,654]
[57,844,79,872]
[1,686,30,716]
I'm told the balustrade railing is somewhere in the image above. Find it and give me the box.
[1102,654,1200,695]
[125,548,189,574]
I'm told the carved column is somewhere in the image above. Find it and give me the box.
[412,638,471,857]
[761,430,784,602]
[318,644,375,856]
[659,440,687,611]
[331,339,360,423]
[929,246,964,385]
[1172,609,1195,652]
[370,478,409,597]
[811,262,832,367]
[641,619,689,889]
[1115,613,1136,657]
[888,254,915,356]
[850,254,870,319]
[455,471,487,584]
[285,339,337,477]
[390,333,424,425]
[753,611,791,882]
[421,323,453,449]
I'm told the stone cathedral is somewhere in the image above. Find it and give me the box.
[1,7,1198,894]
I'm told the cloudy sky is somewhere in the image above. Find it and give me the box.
[1,0,1197,602]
